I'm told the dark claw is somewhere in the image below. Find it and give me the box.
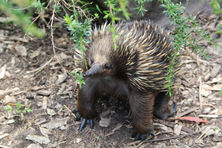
[89,120,94,129]
[132,132,147,141]
[132,130,154,141]
[79,118,86,131]
[79,118,94,131]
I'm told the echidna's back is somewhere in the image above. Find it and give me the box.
[113,20,176,92]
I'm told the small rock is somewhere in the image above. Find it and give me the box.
[59,52,69,60]
[60,125,68,130]
[3,119,15,124]
[37,90,51,96]
[47,108,56,116]
[42,118,68,130]
[99,110,111,128]
[27,144,43,148]
[56,73,67,84]
[202,106,211,114]
[54,104,62,110]
[74,138,82,144]
[186,64,192,69]
[26,92,36,100]
[15,45,27,56]
[26,135,50,144]
[201,89,211,97]
[211,64,221,78]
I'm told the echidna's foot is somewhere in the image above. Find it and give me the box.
[154,102,177,120]
[131,130,154,141]
[79,117,94,131]
[73,109,94,131]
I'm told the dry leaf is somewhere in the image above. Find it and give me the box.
[177,116,208,124]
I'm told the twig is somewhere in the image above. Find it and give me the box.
[26,57,54,74]
[198,114,218,118]
[63,105,76,118]
[49,1,71,75]
[148,131,201,143]
[175,107,198,118]
[50,3,57,55]
[158,120,195,133]
[199,77,203,110]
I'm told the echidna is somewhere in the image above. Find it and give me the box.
[74,20,180,140]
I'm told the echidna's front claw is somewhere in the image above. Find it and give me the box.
[79,117,94,131]
[89,119,94,129]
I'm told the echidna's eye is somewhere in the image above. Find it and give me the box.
[104,63,112,69]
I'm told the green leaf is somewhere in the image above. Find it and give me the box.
[4,105,13,112]
[16,102,22,113]
[23,107,32,113]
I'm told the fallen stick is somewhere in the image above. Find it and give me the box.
[148,131,201,143]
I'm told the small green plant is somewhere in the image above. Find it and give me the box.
[23,107,33,113]
[159,0,214,96]
[4,102,32,115]
[16,102,22,113]
[211,0,222,15]
[4,105,13,112]
[211,0,222,35]
[134,0,153,16]
[70,70,85,89]
[64,1,92,85]
[0,0,45,37]
[219,86,222,96]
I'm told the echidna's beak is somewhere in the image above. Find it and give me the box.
[84,63,103,76]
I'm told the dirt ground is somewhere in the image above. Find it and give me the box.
[0,10,222,148]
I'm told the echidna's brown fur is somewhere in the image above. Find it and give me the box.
[75,20,180,138]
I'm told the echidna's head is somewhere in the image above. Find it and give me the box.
[85,35,114,77]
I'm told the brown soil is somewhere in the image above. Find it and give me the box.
[0,12,222,148]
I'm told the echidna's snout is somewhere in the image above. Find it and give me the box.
[84,63,103,76]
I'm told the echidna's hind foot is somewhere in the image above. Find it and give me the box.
[154,92,177,120]
[129,91,155,140]
[131,129,154,141]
